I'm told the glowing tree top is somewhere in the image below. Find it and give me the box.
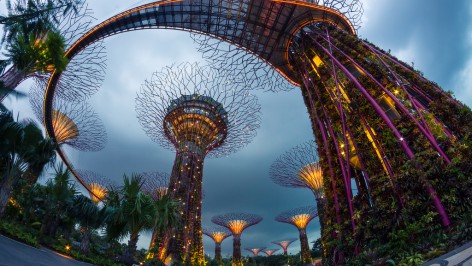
[212,213,263,236]
[275,206,318,230]
[135,62,261,158]
[29,84,107,151]
[76,170,115,204]
[263,249,279,256]
[244,247,266,256]
[203,226,232,244]
[140,172,170,201]
[270,141,323,199]
[272,239,297,255]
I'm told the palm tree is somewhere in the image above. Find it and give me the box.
[39,164,77,236]
[104,174,155,266]
[0,0,82,101]
[0,112,56,217]
[73,194,106,254]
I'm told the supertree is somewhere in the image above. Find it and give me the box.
[244,247,266,257]
[203,226,232,263]
[275,206,318,265]
[75,170,115,204]
[0,2,106,102]
[140,171,170,202]
[271,239,297,255]
[212,213,263,266]
[29,83,107,152]
[135,62,261,265]
[262,249,279,256]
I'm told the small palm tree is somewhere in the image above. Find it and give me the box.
[105,174,155,266]
[39,164,77,236]
[73,194,106,254]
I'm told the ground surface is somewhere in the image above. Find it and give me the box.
[0,235,91,266]
[421,241,472,266]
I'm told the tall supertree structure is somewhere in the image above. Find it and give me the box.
[43,0,472,263]
[212,213,263,266]
[276,206,318,265]
[136,62,261,265]
[203,226,232,263]
[244,247,266,257]
[262,249,279,256]
[75,170,115,204]
[271,239,297,255]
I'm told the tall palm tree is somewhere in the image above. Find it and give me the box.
[0,112,55,217]
[105,174,155,266]
[73,194,106,254]
[0,0,82,101]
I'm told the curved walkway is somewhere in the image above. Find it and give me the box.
[0,235,92,266]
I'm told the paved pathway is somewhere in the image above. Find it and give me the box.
[421,241,472,266]
[0,235,92,266]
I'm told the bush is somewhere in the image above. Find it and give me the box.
[0,220,40,247]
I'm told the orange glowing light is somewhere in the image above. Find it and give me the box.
[291,213,312,229]
[298,162,323,196]
[211,231,228,244]
[227,220,248,235]
[88,183,107,204]
[51,110,79,143]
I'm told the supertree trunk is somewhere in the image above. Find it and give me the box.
[232,234,242,266]
[166,148,204,265]
[215,242,222,263]
[288,22,472,262]
[299,228,312,265]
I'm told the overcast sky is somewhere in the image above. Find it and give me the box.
[3,0,472,258]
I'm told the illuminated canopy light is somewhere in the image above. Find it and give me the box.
[140,172,170,201]
[275,205,318,229]
[227,220,248,235]
[75,170,115,204]
[88,183,107,204]
[52,110,79,143]
[245,247,266,256]
[263,249,279,256]
[291,213,313,229]
[298,162,324,197]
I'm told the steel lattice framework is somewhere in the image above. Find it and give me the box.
[212,212,262,266]
[203,226,232,262]
[244,247,266,256]
[271,239,297,255]
[41,0,472,264]
[275,206,317,264]
[140,171,170,201]
[75,170,115,204]
[135,62,260,265]
[263,248,279,256]
[30,84,107,152]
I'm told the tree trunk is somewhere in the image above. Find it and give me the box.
[232,234,242,266]
[0,66,27,102]
[80,228,91,254]
[0,172,17,218]
[123,232,139,266]
[299,228,313,265]
[214,242,222,263]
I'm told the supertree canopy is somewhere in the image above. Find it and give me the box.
[271,239,297,255]
[244,247,266,256]
[140,171,170,201]
[263,249,279,256]
[276,206,318,265]
[203,226,232,262]
[75,170,115,204]
[29,84,107,152]
[212,212,263,266]
[270,141,324,200]
[136,62,261,265]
